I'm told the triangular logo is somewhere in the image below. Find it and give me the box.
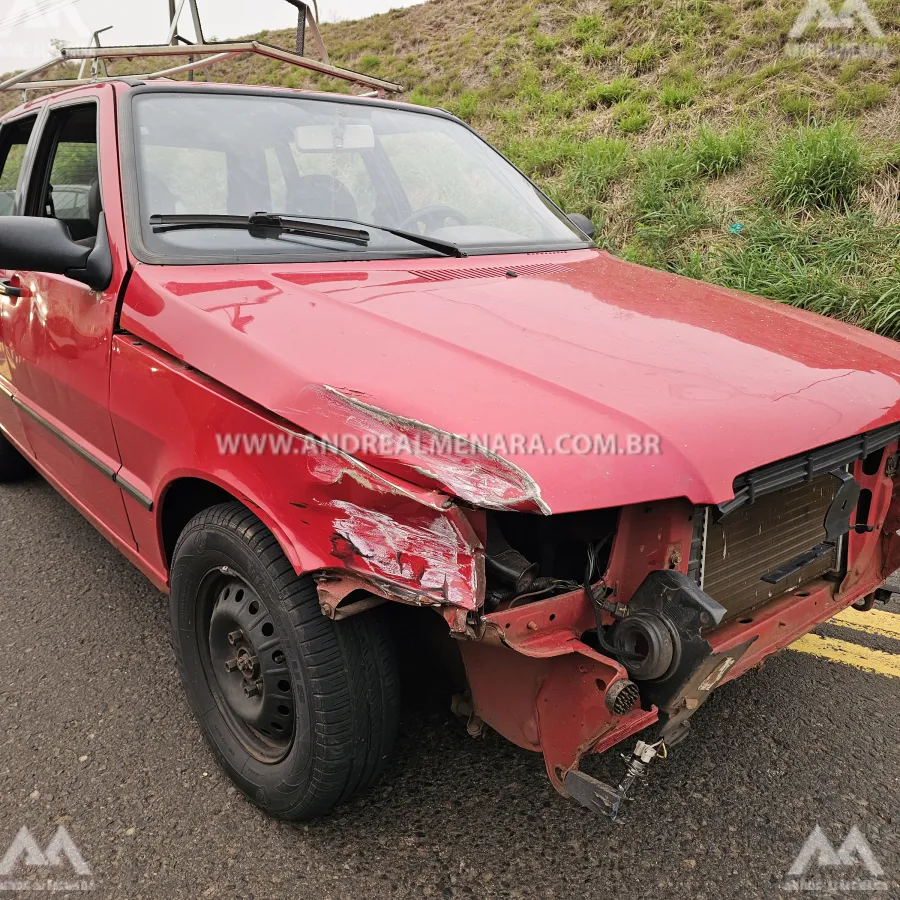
[789,0,885,39]
[787,825,884,877]
[0,826,92,877]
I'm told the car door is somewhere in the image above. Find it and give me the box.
[0,110,42,456]
[4,88,136,547]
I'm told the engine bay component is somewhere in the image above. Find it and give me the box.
[605,678,640,715]
[605,570,735,744]
[482,512,614,611]
[608,610,676,680]
[484,524,539,594]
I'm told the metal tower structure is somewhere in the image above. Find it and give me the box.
[0,0,400,97]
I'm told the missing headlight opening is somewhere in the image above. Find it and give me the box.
[482,508,618,612]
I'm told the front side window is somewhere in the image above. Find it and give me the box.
[130,92,588,262]
[31,104,101,244]
[0,116,37,216]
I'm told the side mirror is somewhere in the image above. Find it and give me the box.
[0,214,112,291]
[568,213,596,239]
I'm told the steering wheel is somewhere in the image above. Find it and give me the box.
[398,204,469,233]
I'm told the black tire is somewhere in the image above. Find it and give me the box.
[169,501,400,820]
[0,432,32,482]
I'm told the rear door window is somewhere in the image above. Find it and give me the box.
[0,116,38,216]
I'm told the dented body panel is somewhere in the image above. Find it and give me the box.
[108,337,486,610]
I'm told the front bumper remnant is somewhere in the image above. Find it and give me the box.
[564,739,667,820]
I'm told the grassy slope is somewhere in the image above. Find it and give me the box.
[4,0,900,334]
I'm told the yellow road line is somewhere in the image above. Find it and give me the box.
[789,633,900,678]
[832,607,900,640]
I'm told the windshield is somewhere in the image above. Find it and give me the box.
[129,91,588,262]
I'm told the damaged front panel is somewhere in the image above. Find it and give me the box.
[309,385,551,515]
[111,338,486,615]
[328,500,482,608]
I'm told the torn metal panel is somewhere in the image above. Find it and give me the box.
[313,385,551,515]
[303,431,450,510]
[329,499,482,608]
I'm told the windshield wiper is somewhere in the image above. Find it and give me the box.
[280,214,467,259]
[150,211,467,259]
[149,213,371,247]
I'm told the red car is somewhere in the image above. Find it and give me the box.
[0,78,897,820]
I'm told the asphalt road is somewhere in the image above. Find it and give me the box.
[0,477,897,899]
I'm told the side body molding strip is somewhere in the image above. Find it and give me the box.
[1,384,153,511]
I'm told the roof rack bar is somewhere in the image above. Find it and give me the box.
[9,78,102,91]
[284,1,329,64]
[0,56,64,92]
[55,41,401,93]
[167,0,205,45]
[142,51,242,80]
[12,50,245,90]
[78,26,113,79]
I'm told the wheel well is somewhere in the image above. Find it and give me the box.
[160,477,236,568]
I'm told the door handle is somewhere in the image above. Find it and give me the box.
[0,279,22,300]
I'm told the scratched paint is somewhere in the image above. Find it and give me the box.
[304,433,447,509]
[313,385,551,515]
[330,500,479,607]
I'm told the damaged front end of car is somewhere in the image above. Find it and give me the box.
[305,393,900,819]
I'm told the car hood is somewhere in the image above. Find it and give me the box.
[121,249,900,514]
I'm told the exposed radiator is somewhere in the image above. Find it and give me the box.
[696,475,840,620]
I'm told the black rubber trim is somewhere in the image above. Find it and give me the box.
[10,393,153,510]
[115,473,153,511]
[719,421,900,518]
[13,396,116,478]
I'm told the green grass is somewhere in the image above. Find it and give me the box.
[583,76,637,107]
[659,70,701,109]
[836,82,891,114]
[571,15,609,45]
[692,125,755,176]
[613,98,652,133]
[581,40,613,63]
[624,43,662,74]
[358,55,381,72]
[627,145,712,266]
[777,91,815,122]
[678,212,900,334]
[557,138,630,220]
[769,122,866,211]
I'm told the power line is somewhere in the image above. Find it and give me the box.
[0,0,77,32]
[0,0,83,35]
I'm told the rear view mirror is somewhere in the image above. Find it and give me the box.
[568,213,596,239]
[0,215,112,291]
[294,123,375,151]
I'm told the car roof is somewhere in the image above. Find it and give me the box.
[1,78,442,124]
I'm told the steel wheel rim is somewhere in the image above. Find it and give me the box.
[197,568,296,764]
